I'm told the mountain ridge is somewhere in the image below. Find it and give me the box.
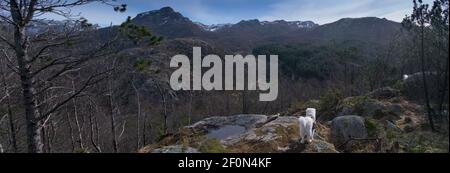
[129,6,403,52]
[133,7,319,32]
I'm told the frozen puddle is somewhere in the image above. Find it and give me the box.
[206,125,246,140]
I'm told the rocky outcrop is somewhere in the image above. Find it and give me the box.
[187,114,268,131]
[151,145,199,153]
[140,114,337,153]
[222,116,300,153]
[336,96,403,121]
[139,88,448,153]
[330,115,368,147]
[287,139,339,153]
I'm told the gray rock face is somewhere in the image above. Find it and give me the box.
[362,101,385,116]
[286,139,339,153]
[151,145,199,153]
[336,96,403,119]
[331,115,368,146]
[222,116,300,152]
[303,140,339,153]
[187,114,268,131]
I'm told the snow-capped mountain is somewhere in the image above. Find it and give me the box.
[195,20,318,32]
[195,22,233,32]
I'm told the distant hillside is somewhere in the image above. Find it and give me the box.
[304,17,403,45]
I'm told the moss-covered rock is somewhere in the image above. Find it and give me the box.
[287,139,339,153]
[367,87,400,100]
[336,96,373,116]
[335,95,404,121]
[199,139,229,153]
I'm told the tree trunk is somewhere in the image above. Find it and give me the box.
[14,26,44,153]
[188,91,193,125]
[156,83,168,135]
[131,78,141,150]
[108,76,118,153]
[420,25,436,132]
[71,79,84,150]
[142,113,148,146]
[162,93,168,135]
[437,30,449,121]
[89,110,101,153]
[66,113,75,152]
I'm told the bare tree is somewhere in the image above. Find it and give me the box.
[107,64,118,153]
[0,0,128,153]
[86,95,102,152]
[155,82,168,135]
[69,75,84,150]
[403,0,449,132]
[131,75,141,150]
[0,50,18,152]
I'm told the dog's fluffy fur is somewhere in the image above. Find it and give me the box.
[298,116,315,143]
[306,108,316,122]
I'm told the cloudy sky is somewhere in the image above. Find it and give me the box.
[54,0,435,26]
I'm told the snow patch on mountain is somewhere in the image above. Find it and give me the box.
[195,20,318,32]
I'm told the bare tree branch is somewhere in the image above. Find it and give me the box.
[0,35,15,48]
[38,69,111,120]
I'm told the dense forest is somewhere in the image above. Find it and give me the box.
[0,0,448,153]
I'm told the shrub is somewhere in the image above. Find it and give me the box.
[287,99,320,116]
[319,89,344,121]
[364,118,379,137]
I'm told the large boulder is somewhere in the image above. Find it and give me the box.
[331,115,368,147]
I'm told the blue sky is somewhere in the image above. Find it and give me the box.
[50,0,434,26]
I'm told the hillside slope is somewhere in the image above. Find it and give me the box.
[140,87,449,153]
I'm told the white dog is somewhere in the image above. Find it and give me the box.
[306,108,316,122]
[298,116,315,144]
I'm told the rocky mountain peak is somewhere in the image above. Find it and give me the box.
[134,6,190,24]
